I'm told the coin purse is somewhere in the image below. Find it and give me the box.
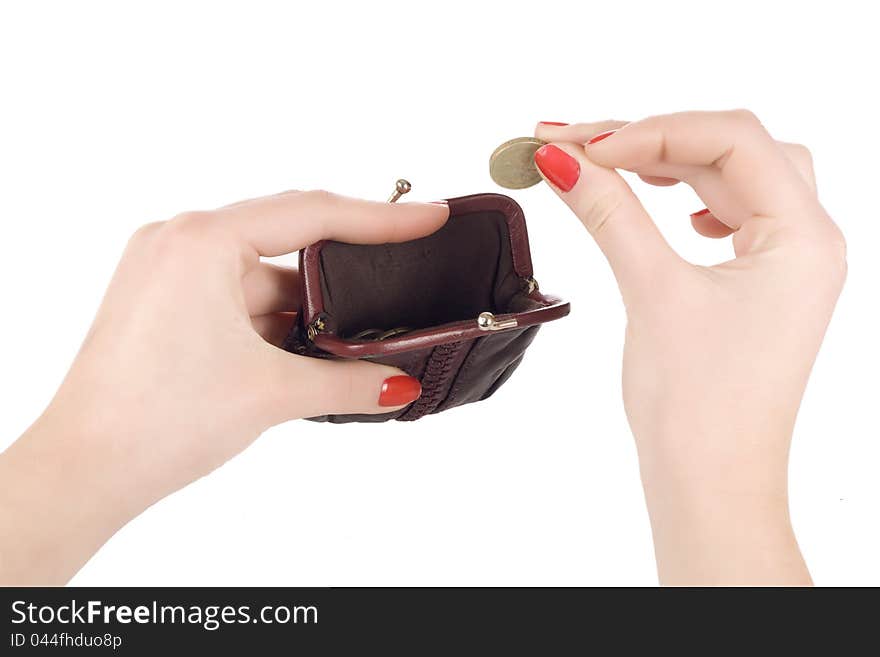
[282,192,570,423]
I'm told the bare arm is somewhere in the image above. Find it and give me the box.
[0,191,446,584]
[535,111,845,585]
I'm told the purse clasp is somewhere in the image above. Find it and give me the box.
[477,311,518,331]
[388,179,412,203]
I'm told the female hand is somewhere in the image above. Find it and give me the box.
[534,111,846,585]
[0,191,448,584]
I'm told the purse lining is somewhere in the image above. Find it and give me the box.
[317,210,525,337]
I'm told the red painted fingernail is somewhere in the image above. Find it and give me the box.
[539,121,569,126]
[587,129,617,145]
[378,375,421,407]
[534,144,580,192]
[691,208,711,217]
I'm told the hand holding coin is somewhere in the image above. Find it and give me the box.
[489,122,627,190]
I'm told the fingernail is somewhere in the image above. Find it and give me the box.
[428,200,448,205]
[539,121,569,126]
[691,208,711,217]
[534,144,580,192]
[378,375,421,407]
[587,129,617,145]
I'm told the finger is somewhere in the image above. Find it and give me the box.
[242,263,300,316]
[534,142,680,294]
[262,351,422,423]
[214,191,449,257]
[584,110,818,223]
[536,121,675,190]
[535,119,630,144]
[220,189,301,210]
[536,117,814,193]
[779,142,817,192]
[689,209,735,239]
[642,144,812,237]
[251,312,297,346]
[639,174,680,187]
[636,143,813,191]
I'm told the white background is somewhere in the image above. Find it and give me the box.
[1,1,877,586]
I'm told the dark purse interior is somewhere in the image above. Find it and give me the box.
[318,210,529,338]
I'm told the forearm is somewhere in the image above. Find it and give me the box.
[637,435,811,586]
[0,412,133,585]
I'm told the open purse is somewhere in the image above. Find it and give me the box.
[283,192,570,422]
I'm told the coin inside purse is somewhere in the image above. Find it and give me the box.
[317,205,532,340]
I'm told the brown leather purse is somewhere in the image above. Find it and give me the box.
[283,192,570,422]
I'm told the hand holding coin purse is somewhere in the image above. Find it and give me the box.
[283,192,570,423]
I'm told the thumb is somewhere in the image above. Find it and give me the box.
[534,142,680,294]
[263,352,422,423]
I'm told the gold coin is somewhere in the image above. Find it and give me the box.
[489,137,546,189]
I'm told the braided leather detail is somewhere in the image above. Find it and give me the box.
[398,342,469,421]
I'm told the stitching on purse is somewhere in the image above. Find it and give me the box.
[444,335,491,409]
[398,342,466,421]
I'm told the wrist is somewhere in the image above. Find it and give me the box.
[634,431,809,586]
[643,486,807,586]
[0,409,141,584]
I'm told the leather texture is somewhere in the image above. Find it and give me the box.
[282,192,569,423]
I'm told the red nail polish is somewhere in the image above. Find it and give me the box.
[378,375,421,407]
[539,121,569,126]
[691,208,711,217]
[534,144,580,192]
[587,129,617,145]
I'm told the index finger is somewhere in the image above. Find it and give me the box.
[215,190,449,257]
[584,110,819,220]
